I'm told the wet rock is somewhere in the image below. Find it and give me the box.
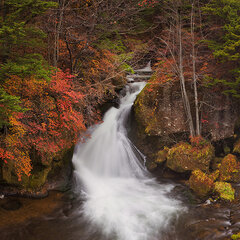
[214,181,235,202]
[189,169,214,198]
[166,141,214,173]
[146,161,157,172]
[2,164,51,190]
[1,199,22,211]
[219,154,240,182]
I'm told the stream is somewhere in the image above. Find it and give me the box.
[1,66,240,240]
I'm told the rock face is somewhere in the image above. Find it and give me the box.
[189,170,214,198]
[134,82,188,137]
[166,142,215,173]
[133,81,239,141]
[201,90,238,141]
[0,147,73,194]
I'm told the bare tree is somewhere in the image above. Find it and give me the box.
[191,0,200,136]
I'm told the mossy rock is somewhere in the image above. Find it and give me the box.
[134,83,159,136]
[22,166,51,190]
[233,139,240,154]
[146,161,157,172]
[133,82,188,138]
[155,148,168,165]
[224,145,231,155]
[166,142,214,173]
[219,154,240,182]
[111,75,126,90]
[2,161,51,190]
[232,232,240,240]
[189,169,214,198]
[214,181,235,202]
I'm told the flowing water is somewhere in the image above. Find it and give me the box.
[72,82,184,240]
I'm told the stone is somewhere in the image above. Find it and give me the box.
[189,169,214,198]
[146,161,157,172]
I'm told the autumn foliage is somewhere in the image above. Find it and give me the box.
[0,70,88,180]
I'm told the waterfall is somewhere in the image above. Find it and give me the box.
[72,81,184,240]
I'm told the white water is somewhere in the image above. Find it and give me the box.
[73,82,184,240]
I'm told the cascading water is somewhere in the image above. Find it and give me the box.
[72,81,185,240]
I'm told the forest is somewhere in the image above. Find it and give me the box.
[1,0,240,240]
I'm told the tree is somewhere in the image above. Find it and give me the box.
[203,0,240,98]
[0,0,57,129]
[153,0,201,137]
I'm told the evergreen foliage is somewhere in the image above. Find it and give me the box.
[203,0,240,98]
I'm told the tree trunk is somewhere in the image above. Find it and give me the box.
[53,0,66,68]
[191,1,200,136]
[178,13,195,137]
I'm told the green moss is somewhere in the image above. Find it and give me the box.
[214,181,235,202]
[189,169,214,198]
[2,162,51,190]
[21,166,51,190]
[133,83,166,137]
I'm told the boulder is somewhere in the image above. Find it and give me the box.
[166,142,214,173]
[189,169,214,198]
